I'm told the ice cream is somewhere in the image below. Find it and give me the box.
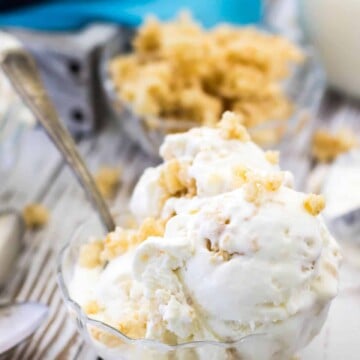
[130,112,293,221]
[69,112,341,360]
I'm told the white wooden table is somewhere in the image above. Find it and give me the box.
[1,0,360,356]
[1,88,360,360]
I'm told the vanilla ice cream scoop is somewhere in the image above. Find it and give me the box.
[69,112,340,360]
[130,112,293,221]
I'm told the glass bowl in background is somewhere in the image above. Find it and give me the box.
[57,218,278,360]
[99,27,325,160]
[300,0,360,99]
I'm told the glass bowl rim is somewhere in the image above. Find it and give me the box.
[56,220,266,351]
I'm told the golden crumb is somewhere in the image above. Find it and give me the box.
[218,112,250,141]
[159,159,197,198]
[109,14,302,145]
[232,165,249,187]
[22,203,49,229]
[118,313,147,339]
[265,150,280,165]
[303,194,325,216]
[186,178,197,197]
[243,172,283,204]
[159,159,184,194]
[84,300,101,315]
[94,166,122,199]
[264,173,283,192]
[79,241,104,268]
[133,16,162,56]
[189,208,199,215]
[244,181,263,204]
[101,228,137,261]
[137,217,165,242]
[312,129,358,162]
[100,218,165,262]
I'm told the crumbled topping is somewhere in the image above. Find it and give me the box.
[244,180,264,204]
[232,165,248,187]
[79,241,104,268]
[159,159,185,194]
[84,300,101,315]
[244,172,283,204]
[159,159,197,197]
[133,16,162,56]
[189,208,199,215]
[94,166,122,199]
[218,112,250,141]
[312,129,358,163]
[138,217,165,242]
[265,150,280,165]
[100,218,165,262]
[303,194,325,216]
[101,228,137,262]
[110,14,302,143]
[118,312,147,338]
[22,203,49,229]
[264,173,283,192]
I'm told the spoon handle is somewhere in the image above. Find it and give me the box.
[0,47,115,232]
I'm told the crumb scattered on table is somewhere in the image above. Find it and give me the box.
[22,203,49,229]
[303,194,325,216]
[312,129,358,162]
[95,166,122,199]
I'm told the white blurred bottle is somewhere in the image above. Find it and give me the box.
[301,0,360,98]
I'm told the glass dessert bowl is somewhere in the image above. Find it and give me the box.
[57,113,340,360]
[100,15,325,159]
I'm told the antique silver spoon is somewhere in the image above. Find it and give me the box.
[0,301,48,355]
[0,33,115,232]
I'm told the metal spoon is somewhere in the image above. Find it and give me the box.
[0,301,48,355]
[0,210,47,356]
[0,33,115,232]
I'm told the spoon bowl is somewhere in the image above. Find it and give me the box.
[0,301,48,355]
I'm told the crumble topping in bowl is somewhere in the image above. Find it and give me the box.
[109,14,303,146]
